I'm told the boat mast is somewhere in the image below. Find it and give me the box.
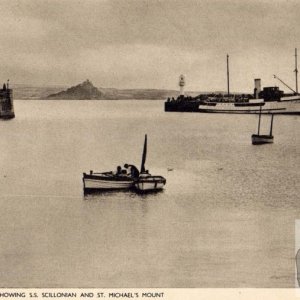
[257,105,262,135]
[295,48,298,94]
[269,114,274,136]
[227,54,230,96]
[140,134,147,173]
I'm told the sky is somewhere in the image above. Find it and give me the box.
[0,0,299,92]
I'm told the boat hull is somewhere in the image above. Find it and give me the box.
[83,173,134,192]
[251,134,274,145]
[165,96,300,114]
[198,97,300,114]
[135,176,166,192]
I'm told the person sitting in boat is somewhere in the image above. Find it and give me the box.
[114,166,129,177]
[115,166,122,175]
[124,164,139,179]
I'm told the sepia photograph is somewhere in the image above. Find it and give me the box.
[0,0,300,294]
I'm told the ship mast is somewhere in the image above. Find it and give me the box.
[295,48,298,94]
[227,54,230,96]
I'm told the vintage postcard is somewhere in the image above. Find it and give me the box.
[0,0,299,299]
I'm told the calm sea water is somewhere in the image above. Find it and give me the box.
[0,100,299,288]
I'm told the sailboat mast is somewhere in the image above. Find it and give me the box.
[227,54,230,96]
[140,134,147,173]
[269,114,274,136]
[295,48,298,94]
[257,105,262,135]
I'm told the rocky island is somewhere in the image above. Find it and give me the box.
[47,80,103,100]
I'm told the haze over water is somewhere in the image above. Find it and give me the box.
[0,100,299,287]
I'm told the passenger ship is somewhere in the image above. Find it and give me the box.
[198,85,300,115]
[165,50,300,115]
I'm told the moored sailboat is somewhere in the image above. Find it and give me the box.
[251,106,274,145]
[135,135,166,192]
[82,135,166,193]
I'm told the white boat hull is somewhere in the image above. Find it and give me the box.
[135,174,166,192]
[83,173,134,192]
[84,178,134,190]
[135,181,165,191]
[198,97,300,114]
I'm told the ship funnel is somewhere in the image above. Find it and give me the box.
[254,79,261,99]
[179,74,185,96]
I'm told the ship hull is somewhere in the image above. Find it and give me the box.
[198,97,300,114]
[165,96,300,114]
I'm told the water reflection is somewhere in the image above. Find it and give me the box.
[83,188,165,200]
[83,189,136,199]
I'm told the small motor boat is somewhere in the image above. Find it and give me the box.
[82,134,166,193]
[134,135,166,192]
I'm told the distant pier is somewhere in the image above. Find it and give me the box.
[0,81,15,119]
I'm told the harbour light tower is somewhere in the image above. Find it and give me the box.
[179,74,185,97]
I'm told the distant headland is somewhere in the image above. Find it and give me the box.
[13,80,203,100]
[47,80,102,100]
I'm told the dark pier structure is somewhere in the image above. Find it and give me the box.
[0,80,15,119]
[164,95,203,112]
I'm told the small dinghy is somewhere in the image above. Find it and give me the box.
[83,170,134,193]
[251,106,274,145]
[135,173,166,192]
[135,135,166,192]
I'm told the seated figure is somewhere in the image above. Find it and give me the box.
[124,163,140,179]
